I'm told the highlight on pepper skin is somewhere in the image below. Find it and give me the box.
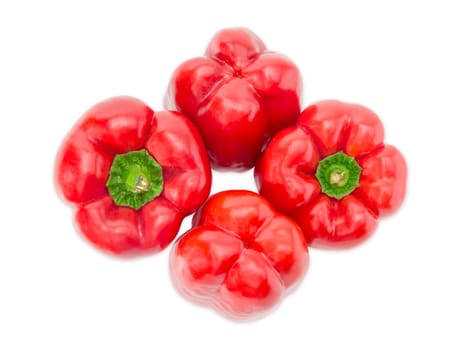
[255,100,407,248]
[169,190,309,320]
[165,27,303,171]
[55,96,212,255]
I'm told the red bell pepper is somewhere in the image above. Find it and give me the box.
[56,96,211,254]
[255,100,407,248]
[165,27,302,170]
[169,190,309,320]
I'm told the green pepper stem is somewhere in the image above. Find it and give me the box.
[106,150,163,210]
[316,151,362,200]
[133,175,149,193]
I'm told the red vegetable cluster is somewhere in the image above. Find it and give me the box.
[56,28,407,320]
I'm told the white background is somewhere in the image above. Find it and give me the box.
[1,0,472,349]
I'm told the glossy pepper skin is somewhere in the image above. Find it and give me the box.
[165,27,302,170]
[255,101,407,248]
[56,97,211,254]
[169,190,309,320]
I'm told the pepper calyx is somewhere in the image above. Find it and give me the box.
[315,151,362,199]
[106,150,163,210]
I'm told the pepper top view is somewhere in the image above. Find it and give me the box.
[55,96,211,254]
[255,100,407,248]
